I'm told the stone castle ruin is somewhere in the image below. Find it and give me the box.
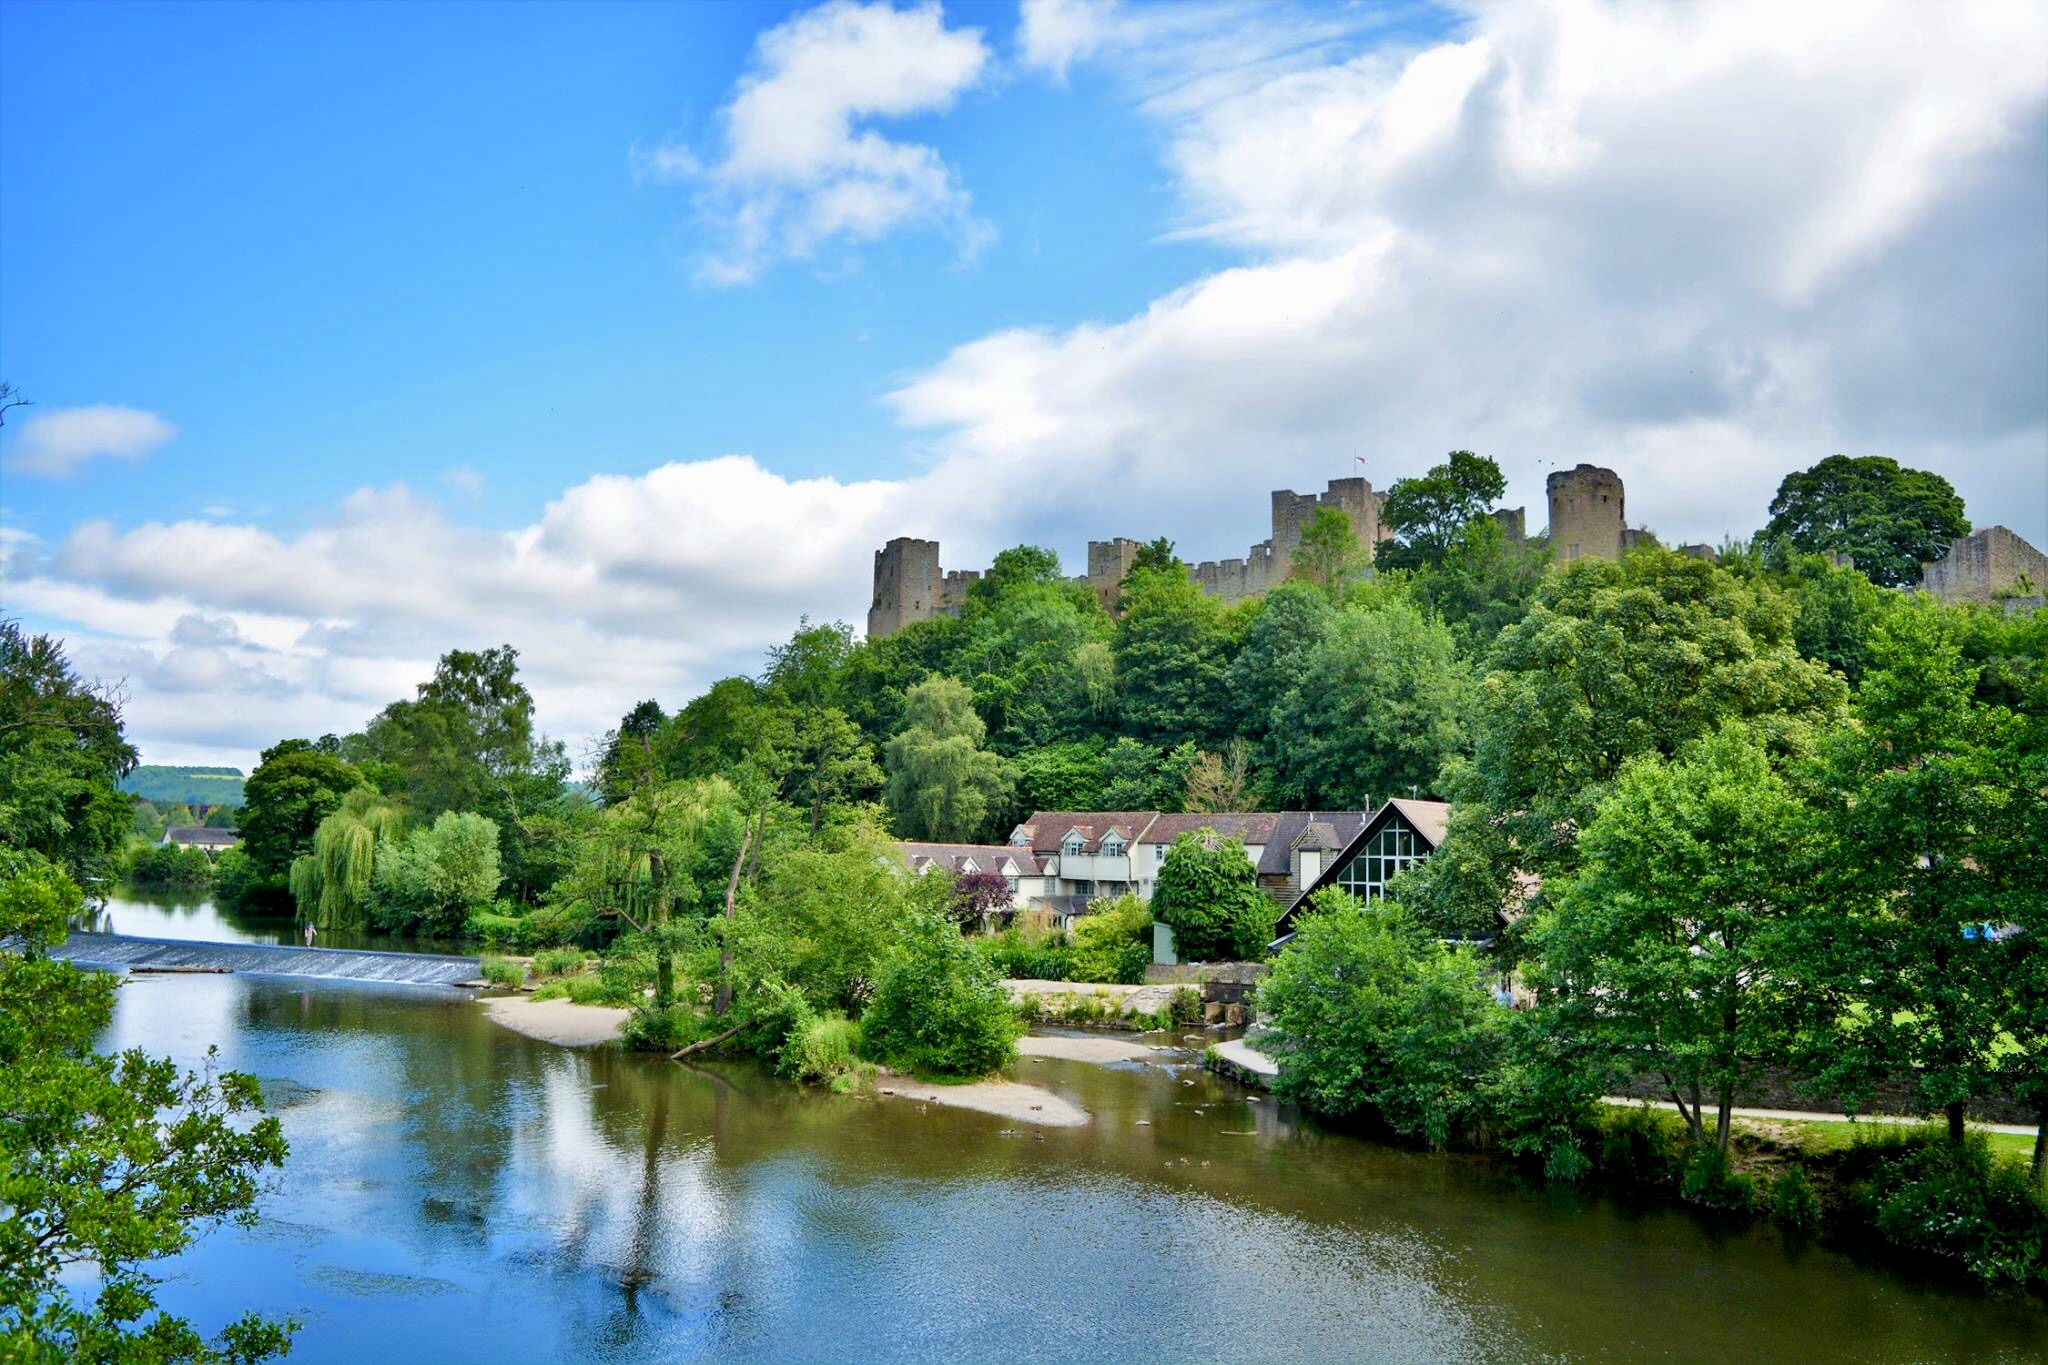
[865,461,2043,637]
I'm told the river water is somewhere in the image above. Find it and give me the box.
[89,962,2045,1363]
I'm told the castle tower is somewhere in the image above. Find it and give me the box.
[1546,465,1625,563]
[1086,538,1144,611]
[1269,478,1381,580]
[868,537,942,639]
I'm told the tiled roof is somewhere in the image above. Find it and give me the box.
[1257,811,1371,875]
[897,842,1043,876]
[1009,813,1163,855]
[1385,799,1450,847]
[1137,812,1283,848]
[164,827,239,848]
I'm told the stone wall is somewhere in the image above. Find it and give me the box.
[867,537,943,638]
[1919,526,2048,605]
[1547,463,1625,563]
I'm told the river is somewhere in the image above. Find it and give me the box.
[77,899,2048,1361]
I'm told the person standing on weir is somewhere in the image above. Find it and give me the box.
[303,921,317,949]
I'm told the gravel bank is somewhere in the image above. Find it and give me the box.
[482,996,628,1047]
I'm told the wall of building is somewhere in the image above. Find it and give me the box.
[1920,526,2048,605]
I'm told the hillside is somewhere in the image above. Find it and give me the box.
[119,765,246,808]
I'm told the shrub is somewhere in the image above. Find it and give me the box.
[530,974,632,1006]
[779,1012,871,1092]
[1151,831,1275,962]
[862,914,1020,1079]
[532,947,586,978]
[1596,1106,1683,1188]
[622,1003,696,1053]
[480,956,526,988]
[1846,1133,2048,1290]
[1169,986,1204,1026]
[1069,895,1153,984]
[1679,1146,1754,1211]
[1770,1167,1820,1233]
[975,925,1074,982]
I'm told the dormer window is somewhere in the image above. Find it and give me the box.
[1062,833,1086,857]
[960,858,980,874]
[1101,835,1125,857]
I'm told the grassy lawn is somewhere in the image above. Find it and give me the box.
[1736,1116,2037,1165]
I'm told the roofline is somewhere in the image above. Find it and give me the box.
[1273,800,1448,931]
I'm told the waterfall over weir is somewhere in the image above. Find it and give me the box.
[55,932,481,986]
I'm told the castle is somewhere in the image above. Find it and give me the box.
[868,462,2048,637]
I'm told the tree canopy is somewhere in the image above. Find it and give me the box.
[1760,454,1969,588]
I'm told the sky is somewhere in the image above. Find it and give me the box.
[2,0,2045,772]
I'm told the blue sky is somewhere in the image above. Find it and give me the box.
[3,0,2044,768]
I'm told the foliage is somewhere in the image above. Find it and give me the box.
[946,869,1015,926]
[1265,594,1473,808]
[1377,450,1508,572]
[235,738,367,905]
[531,946,586,977]
[777,1011,871,1092]
[480,956,527,988]
[1183,740,1256,814]
[1290,504,1364,594]
[1097,736,1197,811]
[369,810,504,936]
[973,925,1075,982]
[0,620,139,883]
[1068,894,1153,984]
[1841,1132,2047,1290]
[861,913,1020,1079]
[883,675,1013,841]
[116,764,245,808]
[0,845,293,1362]
[288,788,407,931]
[125,841,214,889]
[1112,564,1232,750]
[1540,724,1816,1156]
[1221,580,1333,747]
[1259,891,1501,1148]
[1759,453,1970,589]
[1150,831,1275,963]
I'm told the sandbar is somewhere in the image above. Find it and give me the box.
[482,995,628,1047]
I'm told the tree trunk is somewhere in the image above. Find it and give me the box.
[649,850,673,1010]
[712,820,754,1018]
[1715,1083,1733,1157]
[1945,1099,1966,1145]
[2032,1110,2046,1191]
[671,1023,743,1061]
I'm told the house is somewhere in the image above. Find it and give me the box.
[1004,808,1373,921]
[1270,798,1451,943]
[897,842,1052,919]
[162,826,240,854]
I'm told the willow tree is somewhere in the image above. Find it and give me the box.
[288,790,406,931]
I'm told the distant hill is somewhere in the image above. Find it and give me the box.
[120,765,246,808]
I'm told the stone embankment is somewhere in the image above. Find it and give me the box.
[1004,978,1187,1029]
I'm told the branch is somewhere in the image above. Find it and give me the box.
[670,1023,743,1061]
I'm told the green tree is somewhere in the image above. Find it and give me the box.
[132,799,166,842]
[1377,450,1508,572]
[0,620,138,881]
[1776,550,1900,684]
[1760,454,1969,589]
[763,617,855,714]
[1804,604,2039,1142]
[159,801,196,829]
[595,699,667,803]
[236,739,368,905]
[1539,724,1816,1158]
[1113,564,1231,749]
[861,911,1020,1078]
[659,677,793,781]
[784,707,883,836]
[1266,596,1474,809]
[288,789,407,931]
[883,676,1013,842]
[1,846,292,1361]
[1007,739,1108,819]
[1290,504,1364,594]
[1221,580,1335,744]
[1097,737,1197,811]
[1258,889,1500,1147]
[369,810,504,936]
[1151,830,1275,962]
[1407,515,1550,652]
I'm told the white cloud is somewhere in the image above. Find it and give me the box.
[4,405,176,477]
[908,0,2048,553]
[644,0,993,283]
[442,466,485,496]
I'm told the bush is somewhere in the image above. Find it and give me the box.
[622,1003,697,1052]
[1596,1106,1683,1187]
[1151,831,1275,962]
[480,956,526,988]
[974,925,1075,982]
[532,947,586,977]
[1069,895,1152,984]
[863,914,1019,1078]
[1169,986,1203,1027]
[779,1012,871,1092]
[1845,1133,2048,1290]
[530,974,632,1006]
[1679,1145,1755,1211]
[1770,1167,1820,1233]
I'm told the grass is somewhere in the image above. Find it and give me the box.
[480,956,527,988]
[1741,1116,2036,1166]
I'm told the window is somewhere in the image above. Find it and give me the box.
[1335,819,1428,902]
[1006,876,1020,892]
[1062,834,1086,857]
[1101,836,1125,857]
[1153,844,1167,863]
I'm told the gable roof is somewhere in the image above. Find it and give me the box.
[1275,799,1453,928]
[1256,810,1372,875]
[1010,813,1163,855]
[1138,812,1283,849]
[898,842,1043,876]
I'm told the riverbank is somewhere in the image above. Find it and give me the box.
[874,1073,1090,1127]
[481,995,628,1046]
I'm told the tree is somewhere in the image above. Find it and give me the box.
[1150,830,1275,962]
[369,810,503,936]
[1377,450,1507,572]
[784,707,883,836]
[1112,564,1231,749]
[288,789,407,931]
[1759,454,1969,589]
[1097,737,1196,811]
[1804,604,2036,1142]
[947,870,1015,928]
[1290,505,1363,594]
[2,848,292,1361]
[659,677,793,781]
[883,676,1013,842]
[1183,739,1255,814]
[595,699,667,803]
[1127,537,1179,578]
[1221,580,1334,744]
[1258,890,1500,1147]
[763,617,855,713]
[1776,550,1900,684]
[861,912,1020,1078]
[1539,724,1815,1159]
[1266,595,1474,809]
[1406,515,1549,651]
[235,739,367,904]
[0,620,138,881]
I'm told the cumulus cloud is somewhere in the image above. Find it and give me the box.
[644,0,993,283]
[941,0,2048,553]
[4,405,176,477]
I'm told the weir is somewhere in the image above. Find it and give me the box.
[53,932,481,987]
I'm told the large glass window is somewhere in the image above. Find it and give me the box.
[1335,819,1427,902]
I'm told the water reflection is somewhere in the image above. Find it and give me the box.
[98,977,2047,1364]
[79,891,453,954]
